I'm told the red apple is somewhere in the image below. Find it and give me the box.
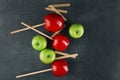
[44,13,64,32]
[52,60,69,77]
[52,34,69,51]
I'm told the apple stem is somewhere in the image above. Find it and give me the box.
[49,5,67,21]
[10,23,45,34]
[55,53,78,60]
[48,3,70,8]
[21,22,53,40]
[16,68,52,78]
[45,7,67,13]
[51,25,66,38]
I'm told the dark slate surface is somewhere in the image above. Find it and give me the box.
[0,0,120,80]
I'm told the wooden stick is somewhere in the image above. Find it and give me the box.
[10,23,45,34]
[48,3,70,8]
[21,22,53,40]
[55,53,78,60]
[49,5,67,21]
[45,7,67,13]
[16,68,52,78]
[51,25,66,38]
[55,51,76,58]
[51,31,60,38]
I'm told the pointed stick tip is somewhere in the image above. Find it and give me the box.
[73,53,78,58]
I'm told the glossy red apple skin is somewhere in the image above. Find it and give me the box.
[52,34,69,51]
[52,60,69,77]
[44,13,64,32]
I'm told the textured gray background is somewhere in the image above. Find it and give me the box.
[0,0,120,80]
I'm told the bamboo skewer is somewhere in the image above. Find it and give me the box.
[48,3,70,8]
[49,5,67,21]
[16,68,52,78]
[10,23,45,34]
[55,53,78,60]
[51,25,66,38]
[21,22,53,40]
[50,24,65,39]
[51,31,60,38]
[45,8,67,13]
[55,51,76,58]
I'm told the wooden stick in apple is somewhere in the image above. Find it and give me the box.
[11,3,69,34]
[16,60,69,78]
[10,13,65,34]
[48,3,70,8]
[51,25,66,38]
[46,4,67,37]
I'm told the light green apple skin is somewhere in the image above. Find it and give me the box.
[69,24,84,38]
[32,35,47,51]
[40,49,56,64]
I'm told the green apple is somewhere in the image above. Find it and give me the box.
[40,49,56,64]
[69,24,84,38]
[32,35,47,51]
